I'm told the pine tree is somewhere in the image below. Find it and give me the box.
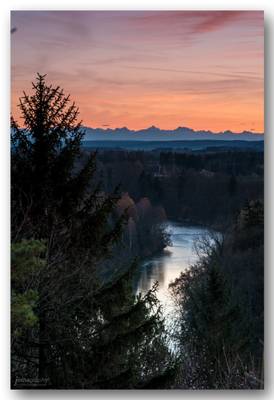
[11,74,174,389]
[57,265,175,389]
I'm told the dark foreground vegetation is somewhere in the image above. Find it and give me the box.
[11,74,175,389]
[170,200,264,389]
[11,75,263,389]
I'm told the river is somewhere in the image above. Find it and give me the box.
[136,221,210,321]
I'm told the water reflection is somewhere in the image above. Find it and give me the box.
[137,255,169,293]
[136,222,209,318]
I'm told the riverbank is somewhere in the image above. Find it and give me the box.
[135,221,210,318]
[168,216,227,233]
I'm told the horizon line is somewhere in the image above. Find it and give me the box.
[83,125,264,135]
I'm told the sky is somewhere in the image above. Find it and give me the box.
[11,11,264,133]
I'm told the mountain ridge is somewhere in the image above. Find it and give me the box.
[84,126,264,141]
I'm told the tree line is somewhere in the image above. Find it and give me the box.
[95,147,263,229]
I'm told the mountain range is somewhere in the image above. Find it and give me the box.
[84,126,264,141]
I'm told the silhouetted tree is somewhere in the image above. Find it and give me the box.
[11,74,174,389]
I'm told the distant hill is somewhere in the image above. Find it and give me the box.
[82,139,264,152]
[84,126,264,142]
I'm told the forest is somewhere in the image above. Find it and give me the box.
[11,75,263,389]
[94,146,263,228]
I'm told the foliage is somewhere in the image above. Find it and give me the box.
[170,202,264,389]
[11,240,46,380]
[11,240,46,334]
[11,74,174,389]
[97,149,263,228]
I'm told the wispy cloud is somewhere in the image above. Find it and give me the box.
[123,65,262,81]
[124,11,263,41]
[189,11,260,34]
[11,10,264,132]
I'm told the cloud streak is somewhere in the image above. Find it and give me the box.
[124,65,262,81]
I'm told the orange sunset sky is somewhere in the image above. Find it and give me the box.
[11,11,264,133]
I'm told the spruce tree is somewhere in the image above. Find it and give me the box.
[11,74,174,389]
